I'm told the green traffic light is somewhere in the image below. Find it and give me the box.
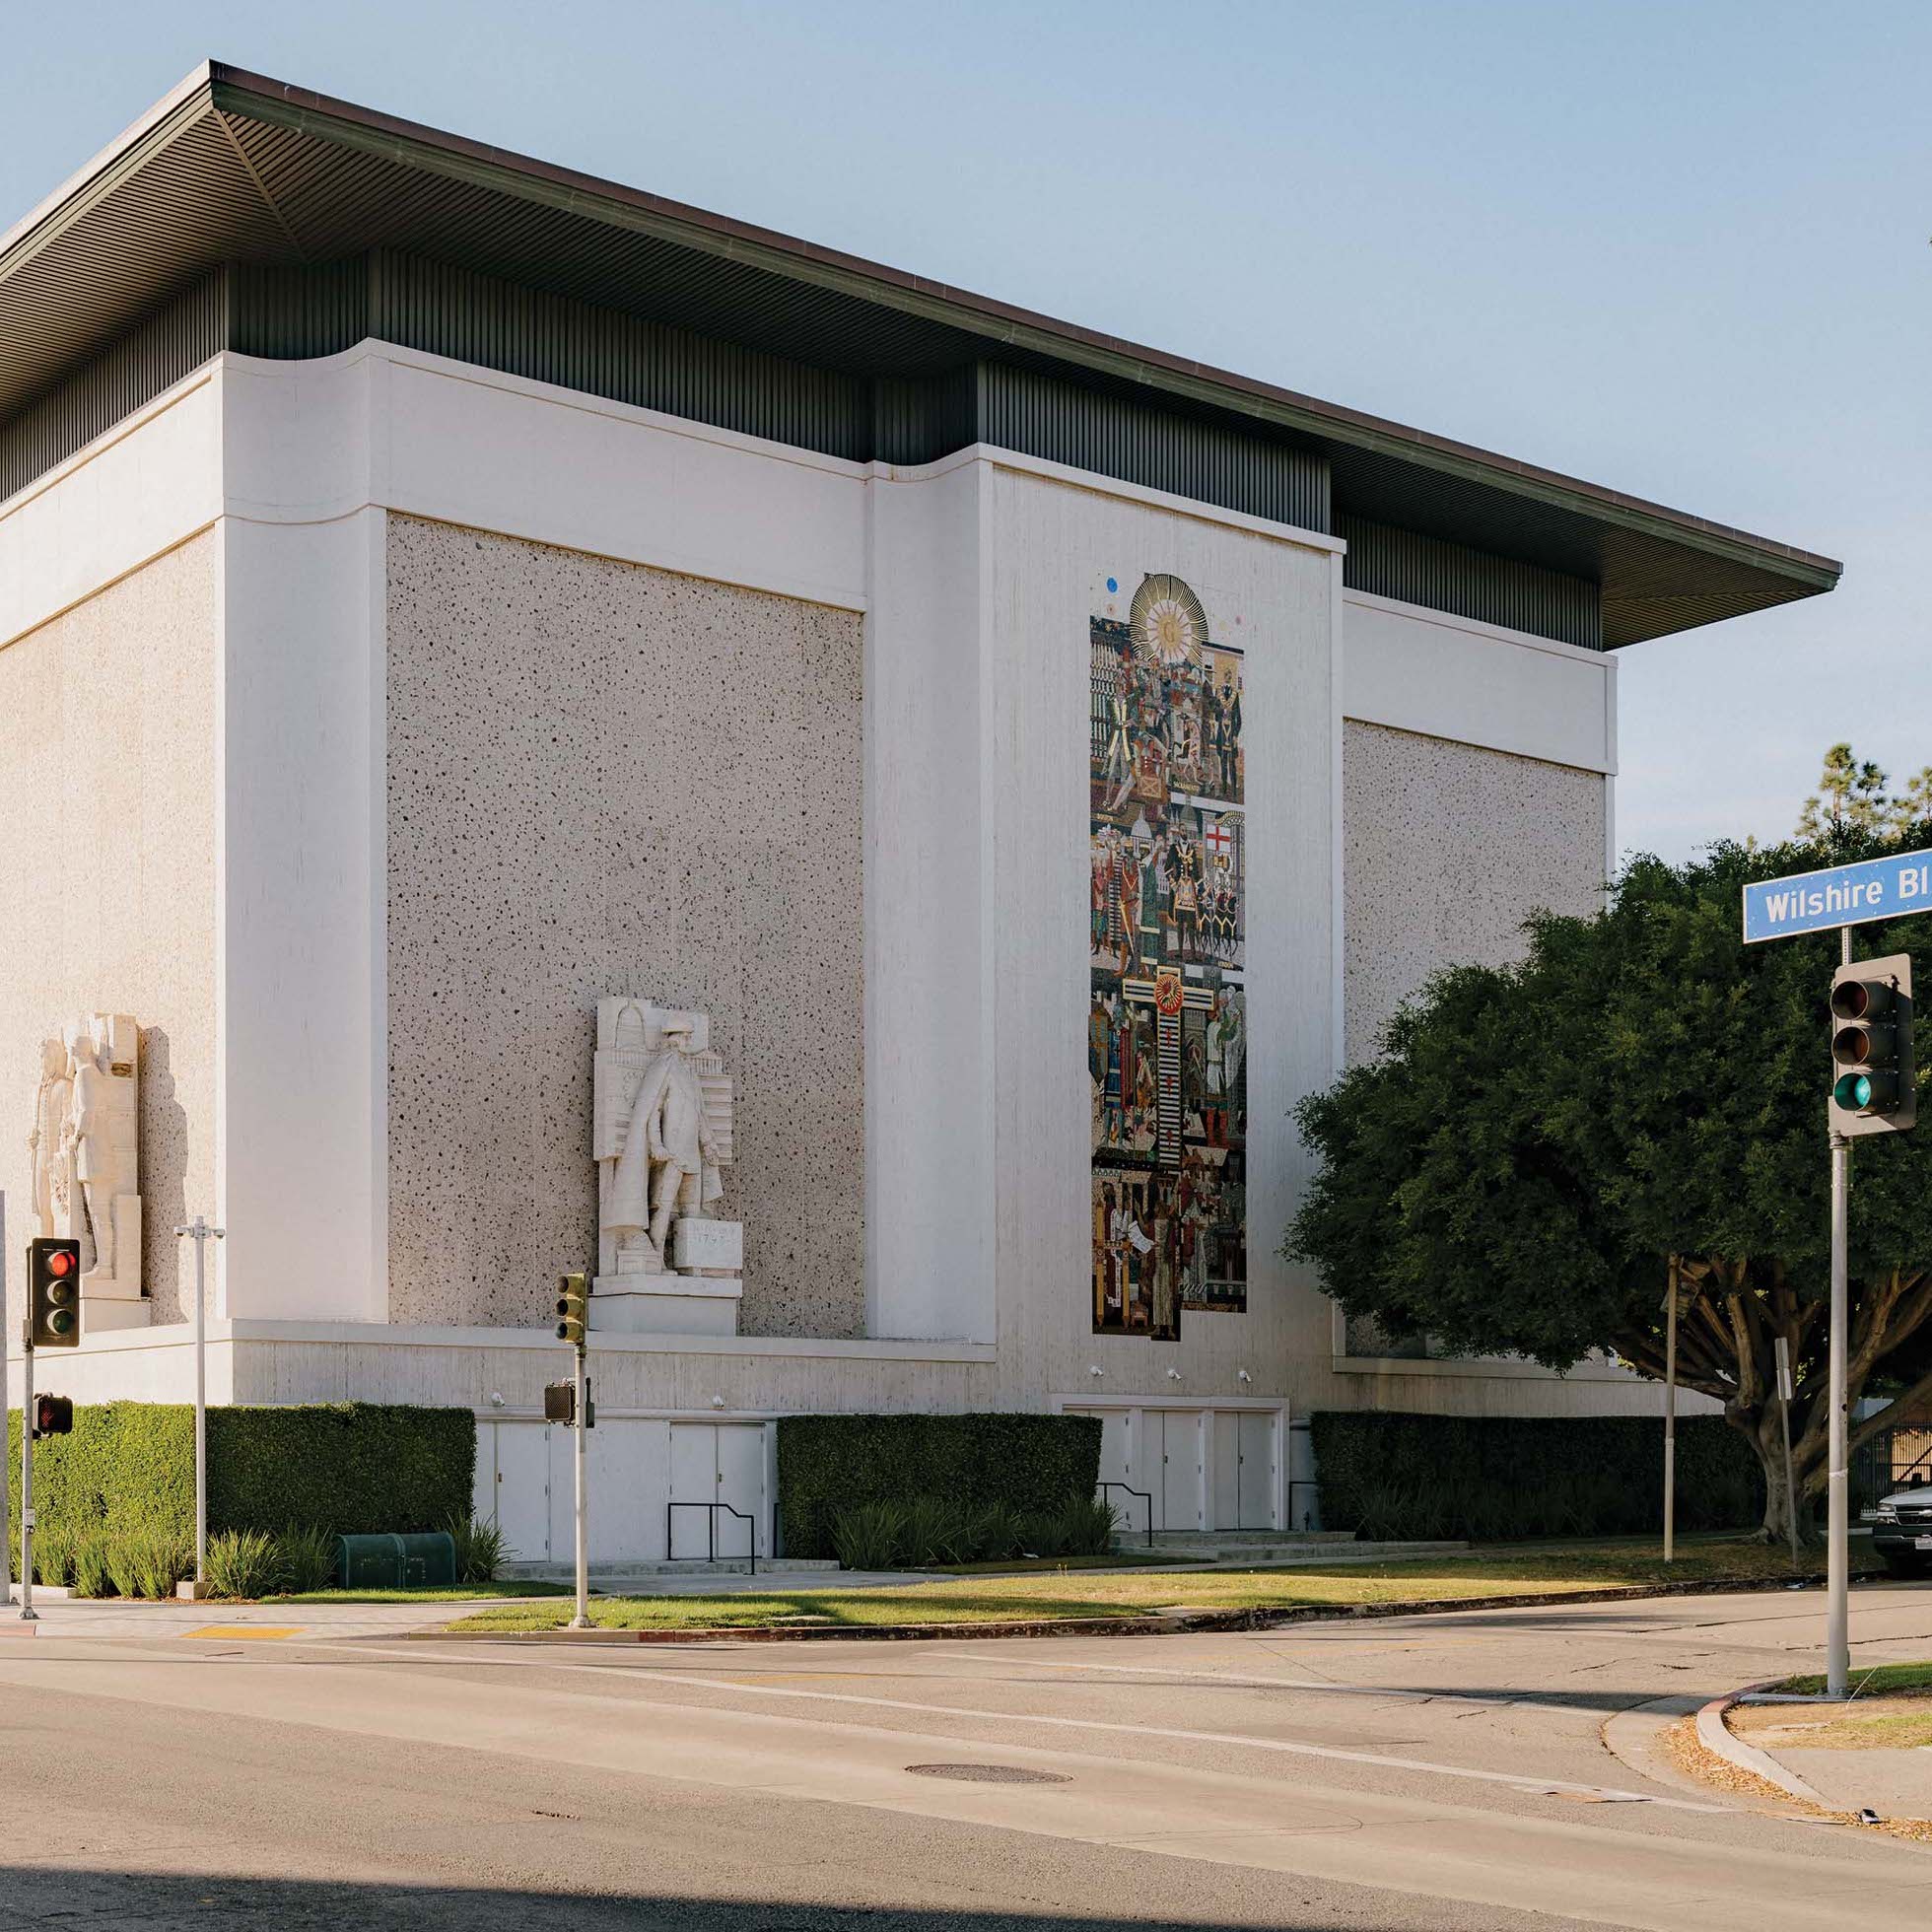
[1835,1071,1875,1111]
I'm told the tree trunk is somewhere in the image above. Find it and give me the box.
[1729,1403,1819,1547]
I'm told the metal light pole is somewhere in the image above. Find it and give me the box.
[1663,1258,1679,1563]
[173,1215,225,1588]
[1827,923,1852,1700]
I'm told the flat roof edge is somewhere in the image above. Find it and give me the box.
[194,62,1840,589]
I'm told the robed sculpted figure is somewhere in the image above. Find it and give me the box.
[593,1000,734,1278]
[28,1013,142,1297]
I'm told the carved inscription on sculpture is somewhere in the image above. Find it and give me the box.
[29,1013,143,1299]
[592,1000,737,1281]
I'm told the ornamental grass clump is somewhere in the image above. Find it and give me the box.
[448,1513,507,1584]
[277,1523,337,1594]
[102,1528,193,1599]
[70,1531,117,1599]
[830,1500,909,1571]
[203,1528,283,1601]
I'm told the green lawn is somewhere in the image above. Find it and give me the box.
[1775,1660,1932,1698]
[447,1535,1858,1634]
[926,1552,1191,1575]
[275,1581,572,1604]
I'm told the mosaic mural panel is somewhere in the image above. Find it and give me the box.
[1089,573,1247,1339]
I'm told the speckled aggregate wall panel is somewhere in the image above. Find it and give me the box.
[383,516,863,1337]
[1343,721,1606,1067]
[0,533,218,1324]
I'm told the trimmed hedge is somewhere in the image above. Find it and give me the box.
[777,1413,1103,1558]
[7,1403,474,1565]
[1310,1411,1764,1543]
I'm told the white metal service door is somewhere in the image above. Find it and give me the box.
[1211,1413,1241,1530]
[493,1423,549,1566]
[1238,1412,1277,1529]
[1160,1412,1203,1531]
[1132,1411,1166,1529]
[668,1424,718,1558]
[715,1425,764,1558]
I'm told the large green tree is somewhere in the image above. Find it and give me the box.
[1285,830,1932,1542]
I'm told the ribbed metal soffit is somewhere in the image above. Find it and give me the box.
[0,69,1839,650]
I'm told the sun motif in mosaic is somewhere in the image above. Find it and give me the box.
[1131,573,1208,671]
[1088,572,1248,1340]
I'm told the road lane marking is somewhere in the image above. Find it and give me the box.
[489,1655,1734,1814]
[181,1626,301,1641]
[921,1648,1519,1704]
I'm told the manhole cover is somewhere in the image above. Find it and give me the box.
[904,1762,1070,1784]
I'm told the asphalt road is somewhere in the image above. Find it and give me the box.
[2,1578,1931,1930]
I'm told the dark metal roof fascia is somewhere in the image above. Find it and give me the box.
[0,63,219,264]
[200,64,1840,596]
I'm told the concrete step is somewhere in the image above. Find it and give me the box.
[1140,1530,1357,1548]
[501,1557,838,1581]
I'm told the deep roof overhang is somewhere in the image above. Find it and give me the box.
[0,61,1840,647]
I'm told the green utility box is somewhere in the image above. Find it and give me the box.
[334,1531,458,1590]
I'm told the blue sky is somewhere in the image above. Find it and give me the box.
[5,1,1923,863]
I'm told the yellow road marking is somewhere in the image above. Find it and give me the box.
[181,1626,301,1641]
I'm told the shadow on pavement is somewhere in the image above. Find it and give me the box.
[0,1869,1535,1932]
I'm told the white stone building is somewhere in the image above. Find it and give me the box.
[0,65,1838,1558]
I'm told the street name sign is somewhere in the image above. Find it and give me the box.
[1741,849,1932,944]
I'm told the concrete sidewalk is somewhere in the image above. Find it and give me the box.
[0,1594,501,1641]
[1727,1692,1932,1823]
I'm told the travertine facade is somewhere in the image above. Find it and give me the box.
[1343,720,1608,1067]
[0,533,217,1323]
[383,516,864,1337]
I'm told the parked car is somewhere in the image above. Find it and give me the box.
[1870,1485,1932,1576]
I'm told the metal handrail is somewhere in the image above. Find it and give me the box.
[1099,1482,1153,1548]
[666,1500,757,1574]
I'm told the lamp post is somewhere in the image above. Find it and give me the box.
[173,1216,225,1591]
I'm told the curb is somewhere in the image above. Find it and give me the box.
[415,1569,1847,1645]
[1694,1682,1830,1808]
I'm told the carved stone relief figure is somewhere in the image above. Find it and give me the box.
[29,1013,143,1300]
[29,1036,73,1239]
[592,1000,735,1280]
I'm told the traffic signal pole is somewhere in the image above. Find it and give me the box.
[573,1341,589,1629]
[554,1272,591,1630]
[1828,929,1851,1699]
[17,1322,34,1622]
[1,1189,9,1608]
[1743,860,1924,1705]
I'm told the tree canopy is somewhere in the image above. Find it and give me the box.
[1797,741,1932,842]
[1285,827,1932,1536]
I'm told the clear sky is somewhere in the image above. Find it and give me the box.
[5,1,1923,864]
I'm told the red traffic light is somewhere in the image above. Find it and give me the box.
[33,1395,73,1437]
[45,1247,75,1277]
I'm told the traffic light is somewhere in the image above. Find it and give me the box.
[1829,952,1915,1137]
[555,1271,588,1348]
[33,1395,73,1438]
[28,1237,82,1348]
